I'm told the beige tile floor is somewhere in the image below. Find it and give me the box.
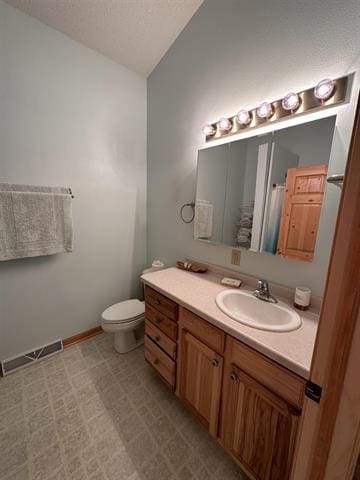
[0,333,246,480]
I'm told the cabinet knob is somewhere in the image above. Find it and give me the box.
[154,335,160,342]
[212,358,219,367]
[154,299,161,305]
[154,358,160,365]
[229,371,237,381]
[155,317,162,324]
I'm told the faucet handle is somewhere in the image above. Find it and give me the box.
[254,279,278,303]
[258,279,269,290]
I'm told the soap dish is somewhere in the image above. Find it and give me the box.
[176,261,208,274]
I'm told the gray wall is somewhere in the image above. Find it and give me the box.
[222,141,248,246]
[274,117,336,168]
[196,144,229,242]
[0,2,147,360]
[148,0,360,296]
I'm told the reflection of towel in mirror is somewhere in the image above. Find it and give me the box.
[194,200,213,239]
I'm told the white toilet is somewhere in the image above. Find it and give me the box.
[101,299,145,353]
[101,265,164,353]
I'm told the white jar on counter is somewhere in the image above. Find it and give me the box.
[294,286,311,310]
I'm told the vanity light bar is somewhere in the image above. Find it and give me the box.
[203,76,348,141]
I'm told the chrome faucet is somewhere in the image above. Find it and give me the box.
[253,279,278,304]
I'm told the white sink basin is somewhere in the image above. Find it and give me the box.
[216,289,301,332]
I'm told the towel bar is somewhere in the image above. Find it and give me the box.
[326,174,344,188]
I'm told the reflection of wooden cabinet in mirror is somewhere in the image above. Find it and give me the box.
[277,164,328,261]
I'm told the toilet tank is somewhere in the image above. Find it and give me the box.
[142,260,165,276]
[140,261,165,298]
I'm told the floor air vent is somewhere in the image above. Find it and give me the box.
[1,339,63,376]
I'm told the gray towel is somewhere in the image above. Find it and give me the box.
[194,199,213,239]
[0,183,73,261]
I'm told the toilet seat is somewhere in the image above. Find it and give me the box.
[101,299,145,324]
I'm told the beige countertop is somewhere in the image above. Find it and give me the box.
[141,267,319,379]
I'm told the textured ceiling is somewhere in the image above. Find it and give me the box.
[4,0,203,76]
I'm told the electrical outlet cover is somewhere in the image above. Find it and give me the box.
[231,249,241,266]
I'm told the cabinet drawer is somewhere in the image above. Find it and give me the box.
[145,319,177,359]
[227,336,305,409]
[146,303,178,341]
[181,308,225,354]
[144,286,178,321]
[145,335,176,387]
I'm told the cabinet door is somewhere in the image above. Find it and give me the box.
[180,331,223,436]
[277,164,327,261]
[221,365,300,480]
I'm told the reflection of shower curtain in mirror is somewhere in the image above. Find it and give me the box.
[264,185,284,254]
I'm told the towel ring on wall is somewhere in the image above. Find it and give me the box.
[180,201,195,223]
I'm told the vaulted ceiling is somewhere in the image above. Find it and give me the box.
[4,0,203,76]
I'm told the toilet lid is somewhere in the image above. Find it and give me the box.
[102,299,145,323]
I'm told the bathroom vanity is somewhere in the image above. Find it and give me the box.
[142,267,318,480]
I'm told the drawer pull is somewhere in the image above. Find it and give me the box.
[145,320,176,359]
[145,287,178,322]
[212,358,219,367]
[230,371,238,381]
[154,358,160,365]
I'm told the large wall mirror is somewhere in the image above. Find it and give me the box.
[194,116,337,262]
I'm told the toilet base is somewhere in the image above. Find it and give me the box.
[113,324,144,354]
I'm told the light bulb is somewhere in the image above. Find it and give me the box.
[236,109,251,126]
[256,102,273,119]
[282,92,300,111]
[314,79,334,100]
[218,117,232,132]
[202,124,216,136]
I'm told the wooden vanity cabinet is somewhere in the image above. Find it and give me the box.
[179,330,223,436]
[144,335,176,386]
[220,363,300,480]
[144,286,306,480]
[220,336,304,480]
[145,286,178,321]
[180,307,225,353]
[144,286,178,389]
[178,307,225,436]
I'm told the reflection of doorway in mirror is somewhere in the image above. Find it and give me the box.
[277,164,328,261]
